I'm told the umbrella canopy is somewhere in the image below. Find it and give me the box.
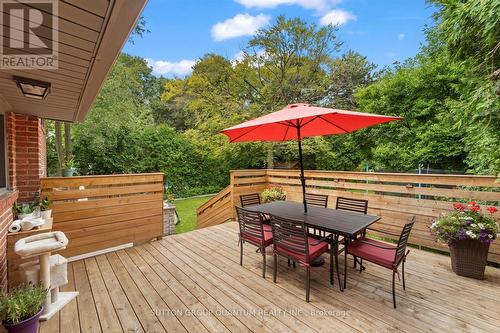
[222,103,402,212]
[222,103,401,143]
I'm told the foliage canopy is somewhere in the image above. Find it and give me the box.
[47,7,500,196]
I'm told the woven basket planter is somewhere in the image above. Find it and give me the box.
[449,239,489,279]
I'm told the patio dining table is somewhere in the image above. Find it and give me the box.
[244,200,380,291]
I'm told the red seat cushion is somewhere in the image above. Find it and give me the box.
[241,224,273,247]
[275,237,329,263]
[347,237,397,269]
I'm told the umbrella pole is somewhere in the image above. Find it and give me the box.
[297,126,307,213]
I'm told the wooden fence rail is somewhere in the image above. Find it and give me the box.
[197,169,500,263]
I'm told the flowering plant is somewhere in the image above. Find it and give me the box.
[430,202,499,245]
[261,187,286,203]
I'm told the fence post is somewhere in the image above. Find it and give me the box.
[230,171,236,219]
[365,164,369,195]
[418,163,422,200]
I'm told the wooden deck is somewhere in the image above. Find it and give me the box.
[39,222,500,333]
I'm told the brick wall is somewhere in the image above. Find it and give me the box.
[0,191,18,289]
[6,112,47,202]
[1,112,46,288]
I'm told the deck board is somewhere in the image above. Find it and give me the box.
[58,263,80,333]
[140,243,251,332]
[39,222,500,333]
[73,260,101,333]
[204,224,500,332]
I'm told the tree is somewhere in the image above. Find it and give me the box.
[54,121,63,172]
[46,6,500,198]
[237,16,342,166]
[128,16,149,44]
[160,54,269,178]
[51,121,72,175]
[72,54,159,174]
[430,0,500,174]
[135,124,222,196]
[355,49,467,171]
[324,50,379,109]
[160,17,344,170]
[242,16,341,109]
[432,0,499,77]
[63,53,231,195]
[303,51,382,171]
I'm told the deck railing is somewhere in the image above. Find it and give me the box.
[41,173,164,258]
[197,185,232,229]
[197,169,500,263]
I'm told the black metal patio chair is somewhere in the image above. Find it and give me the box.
[336,197,369,267]
[270,215,334,302]
[236,206,273,278]
[346,216,415,308]
[240,193,261,207]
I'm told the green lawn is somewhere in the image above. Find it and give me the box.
[174,195,214,234]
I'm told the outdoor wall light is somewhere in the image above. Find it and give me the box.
[13,76,51,100]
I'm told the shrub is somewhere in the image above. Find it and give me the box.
[261,187,286,203]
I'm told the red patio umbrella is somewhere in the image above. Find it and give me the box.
[221,103,401,212]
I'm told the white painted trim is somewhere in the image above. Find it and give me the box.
[67,242,133,262]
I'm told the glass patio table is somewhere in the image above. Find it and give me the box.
[244,200,380,291]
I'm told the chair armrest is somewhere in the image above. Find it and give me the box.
[356,239,396,250]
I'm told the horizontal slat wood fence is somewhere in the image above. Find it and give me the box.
[197,185,233,229]
[8,173,164,286]
[42,173,164,258]
[197,169,500,263]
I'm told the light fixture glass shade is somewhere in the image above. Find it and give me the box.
[13,76,51,100]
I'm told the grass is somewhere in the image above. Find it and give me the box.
[174,195,214,234]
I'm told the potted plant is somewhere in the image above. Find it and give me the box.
[0,283,47,333]
[62,158,75,177]
[261,187,286,203]
[430,202,498,279]
[12,202,35,220]
[39,197,51,220]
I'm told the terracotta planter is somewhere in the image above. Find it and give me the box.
[449,239,490,279]
[2,308,42,333]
